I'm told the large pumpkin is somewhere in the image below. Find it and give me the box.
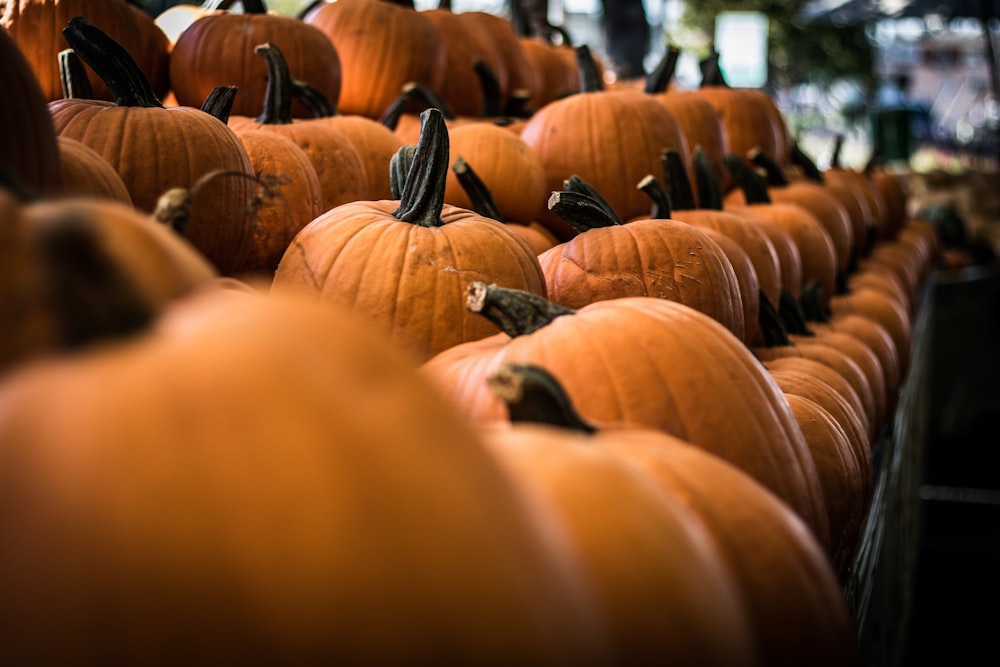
[0,287,611,665]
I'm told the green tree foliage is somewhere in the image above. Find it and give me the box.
[679,0,875,90]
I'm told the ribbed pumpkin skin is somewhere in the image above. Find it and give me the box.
[168,12,342,119]
[49,101,257,276]
[422,296,831,546]
[273,203,548,364]
[0,289,610,666]
[520,91,690,240]
[0,0,169,102]
[537,219,745,343]
[303,0,445,119]
[55,136,131,204]
[0,23,60,196]
[480,422,757,667]
[700,228,759,346]
[608,434,860,667]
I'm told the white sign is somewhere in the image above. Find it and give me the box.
[714,11,770,89]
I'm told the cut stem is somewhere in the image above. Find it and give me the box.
[488,363,597,434]
[466,281,575,337]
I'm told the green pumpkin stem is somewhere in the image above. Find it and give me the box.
[779,287,814,336]
[58,48,93,100]
[474,59,503,118]
[488,364,597,434]
[254,42,294,125]
[693,148,725,210]
[292,79,338,117]
[662,148,698,211]
[799,280,830,323]
[389,144,417,200]
[548,190,623,233]
[201,85,237,124]
[724,154,772,205]
[643,44,680,94]
[467,281,575,337]
[748,148,790,187]
[392,109,450,227]
[61,16,163,109]
[575,44,604,92]
[636,174,672,219]
[452,156,502,220]
[789,142,825,183]
[758,290,791,347]
[561,175,622,224]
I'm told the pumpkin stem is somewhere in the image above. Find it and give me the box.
[548,191,622,233]
[643,44,680,94]
[575,44,604,93]
[292,79,338,117]
[748,148,790,187]
[201,85,237,124]
[830,134,845,169]
[693,148,725,210]
[698,49,728,87]
[561,175,622,224]
[242,0,268,13]
[779,287,814,336]
[724,154,772,205]
[201,0,236,10]
[452,156,502,221]
[153,169,275,242]
[474,59,504,118]
[789,142,825,183]
[37,218,157,351]
[392,109,450,227]
[380,82,457,130]
[662,148,698,211]
[58,48,93,100]
[799,280,830,323]
[503,88,534,118]
[61,16,163,109]
[467,281,575,337]
[488,364,597,434]
[389,144,417,200]
[636,174,672,219]
[254,42,294,125]
[758,289,791,347]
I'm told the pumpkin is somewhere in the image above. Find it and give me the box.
[829,286,913,377]
[0,23,60,197]
[154,0,232,46]
[272,109,548,364]
[485,363,859,667]
[519,45,690,240]
[303,0,446,119]
[227,42,369,212]
[50,17,257,277]
[538,183,745,342]
[0,188,216,375]
[0,287,610,665]
[459,9,538,110]
[517,35,579,109]
[1,0,170,102]
[168,0,342,120]
[422,283,831,546]
[695,79,791,169]
[54,135,131,204]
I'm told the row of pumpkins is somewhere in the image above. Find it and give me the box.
[1,1,939,665]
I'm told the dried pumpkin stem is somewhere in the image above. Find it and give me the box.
[62,16,163,108]
[693,148,725,210]
[575,44,604,93]
[643,44,680,95]
[58,48,92,100]
[758,289,791,347]
[389,144,417,200]
[548,191,621,233]
[724,153,772,205]
[488,364,597,434]
[748,148,790,187]
[636,174,672,219]
[201,85,237,124]
[562,175,622,223]
[393,109,450,227]
[662,148,698,211]
[779,287,814,336]
[452,156,502,221]
[153,169,275,238]
[292,79,338,118]
[254,42,293,125]
[242,0,267,13]
[466,281,574,337]
[473,59,503,118]
[799,280,830,324]
[789,142,825,183]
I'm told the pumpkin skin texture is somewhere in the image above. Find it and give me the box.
[479,422,757,667]
[1,0,170,103]
[168,9,342,120]
[0,288,613,666]
[54,135,131,204]
[423,289,831,547]
[0,23,60,197]
[303,0,445,119]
